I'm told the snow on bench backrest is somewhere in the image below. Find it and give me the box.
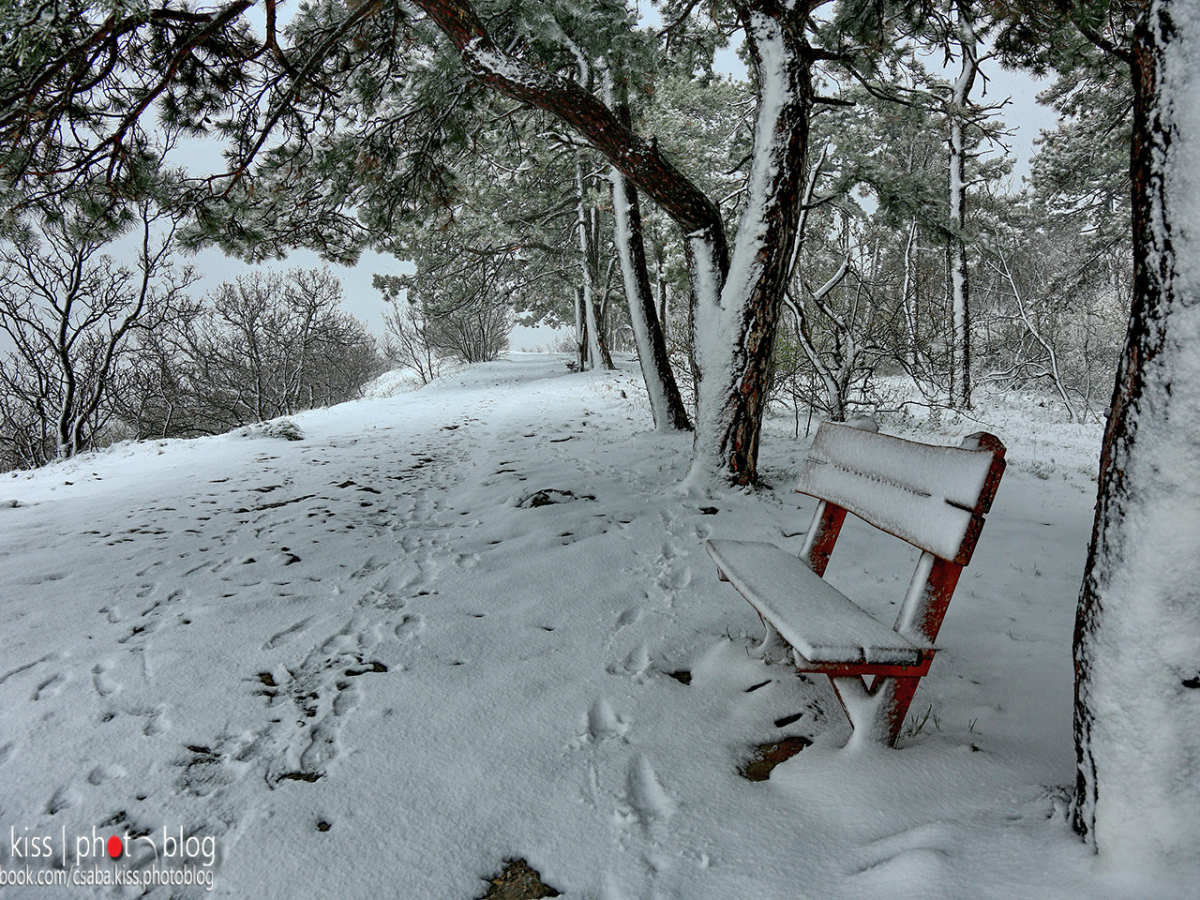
[796,422,1005,565]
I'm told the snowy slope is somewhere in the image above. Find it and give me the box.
[0,355,1187,899]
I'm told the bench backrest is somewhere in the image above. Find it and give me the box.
[795,421,1006,647]
[796,422,1006,566]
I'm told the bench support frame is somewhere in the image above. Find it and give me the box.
[794,499,971,746]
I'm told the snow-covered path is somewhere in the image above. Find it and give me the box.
[0,356,1184,898]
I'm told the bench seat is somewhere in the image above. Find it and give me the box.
[705,539,931,667]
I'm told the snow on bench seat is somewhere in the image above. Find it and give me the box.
[705,539,929,667]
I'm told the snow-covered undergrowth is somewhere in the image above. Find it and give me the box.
[0,354,1184,898]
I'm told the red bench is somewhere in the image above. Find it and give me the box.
[706,421,1006,747]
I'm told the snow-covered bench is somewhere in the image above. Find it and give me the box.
[706,421,1006,747]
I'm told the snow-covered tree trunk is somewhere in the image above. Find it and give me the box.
[574,159,614,371]
[573,287,587,370]
[611,165,692,430]
[684,4,815,486]
[603,74,691,431]
[1073,0,1200,870]
[902,217,919,370]
[946,4,977,410]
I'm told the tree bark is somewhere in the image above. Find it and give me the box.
[573,287,587,370]
[410,0,726,257]
[575,158,612,371]
[612,164,692,430]
[1073,0,1200,870]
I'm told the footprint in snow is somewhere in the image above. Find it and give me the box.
[320,632,356,655]
[299,721,340,772]
[586,699,628,742]
[262,617,316,651]
[394,614,425,643]
[141,707,170,737]
[615,607,643,629]
[355,624,384,651]
[623,755,675,832]
[118,619,160,644]
[44,785,78,815]
[332,684,363,717]
[32,672,68,701]
[607,644,650,681]
[92,661,120,697]
[87,764,125,786]
[852,822,956,880]
[656,565,692,591]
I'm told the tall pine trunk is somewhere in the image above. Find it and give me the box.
[1073,0,1200,870]
[611,165,692,430]
[575,159,613,371]
[902,218,919,371]
[574,287,588,370]
[683,5,814,486]
[946,3,976,410]
[604,75,691,432]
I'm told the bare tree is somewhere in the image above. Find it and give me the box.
[381,293,444,386]
[172,268,380,430]
[0,192,196,465]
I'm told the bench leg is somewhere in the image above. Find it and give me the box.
[751,618,794,664]
[829,675,922,748]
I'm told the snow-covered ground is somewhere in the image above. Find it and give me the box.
[0,354,1187,898]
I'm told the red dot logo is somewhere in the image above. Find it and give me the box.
[106,835,122,859]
